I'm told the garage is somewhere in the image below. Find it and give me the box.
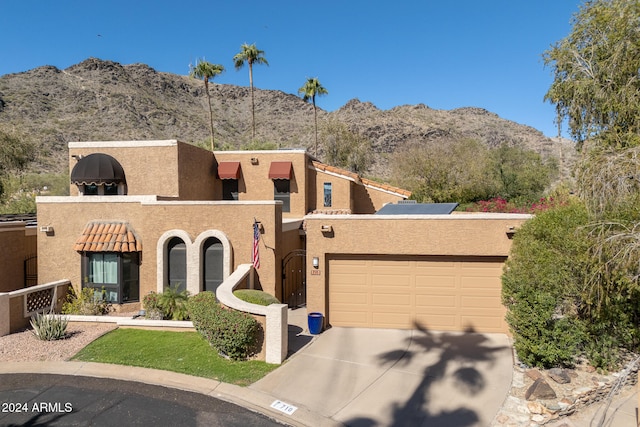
[327,255,509,333]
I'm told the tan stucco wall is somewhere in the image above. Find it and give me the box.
[0,223,37,292]
[303,213,532,318]
[176,142,217,200]
[214,151,308,218]
[69,141,183,197]
[36,197,283,307]
[352,183,405,213]
[312,170,353,212]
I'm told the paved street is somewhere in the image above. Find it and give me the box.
[0,373,286,427]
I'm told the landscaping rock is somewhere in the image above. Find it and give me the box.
[527,401,545,414]
[526,369,543,381]
[548,368,571,384]
[525,378,557,400]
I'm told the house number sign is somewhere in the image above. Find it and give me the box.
[270,400,298,415]
[310,270,321,275]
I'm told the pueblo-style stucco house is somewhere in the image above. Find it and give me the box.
[35,140,531,334]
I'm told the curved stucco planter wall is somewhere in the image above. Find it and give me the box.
[216,264,288,364]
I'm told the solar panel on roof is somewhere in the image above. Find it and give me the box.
[375,203,458,215]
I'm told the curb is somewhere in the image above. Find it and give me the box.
[0,361,341,427]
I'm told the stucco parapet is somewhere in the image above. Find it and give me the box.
[304,213,533,220]
[69,140,179,148]
[213,149,307,155]
[36,195,159,204]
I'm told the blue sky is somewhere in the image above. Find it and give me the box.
[1,1,582,138]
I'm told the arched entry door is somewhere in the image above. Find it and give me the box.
[203,237,224,293]
[282,250,306,308]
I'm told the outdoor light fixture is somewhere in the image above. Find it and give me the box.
[251,157,259,165]
[320,225,333,233]
[312,257,319,268]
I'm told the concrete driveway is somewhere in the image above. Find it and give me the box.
[251,324,513,427]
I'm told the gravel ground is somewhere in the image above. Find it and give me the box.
[0,322,117,362]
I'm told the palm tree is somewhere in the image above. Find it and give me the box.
[189,58,224,150]
[298,77,328,156]
[233,43,269,139]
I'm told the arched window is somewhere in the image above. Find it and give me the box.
[203,237,223,293]
[167,237,186,292]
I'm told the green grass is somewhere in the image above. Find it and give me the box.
[72,328,278,386]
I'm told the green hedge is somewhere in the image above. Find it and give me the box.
[502,202,591,368]
[187,292,260,361]
[233,289,280,306]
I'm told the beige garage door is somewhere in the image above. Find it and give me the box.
[328,255,508,333]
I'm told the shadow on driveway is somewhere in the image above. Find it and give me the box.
[344,324,510,427]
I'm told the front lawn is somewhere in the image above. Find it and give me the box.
[72,328,278,386]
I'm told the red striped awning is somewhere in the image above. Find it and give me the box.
[217,161,241,179]
[74,221,142,252]
[268,161,292,179]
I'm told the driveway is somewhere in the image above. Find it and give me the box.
[251,325,513,427]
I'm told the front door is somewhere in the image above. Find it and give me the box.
[282,250,306,308]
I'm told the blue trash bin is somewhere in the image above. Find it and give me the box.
[308,312,323,335]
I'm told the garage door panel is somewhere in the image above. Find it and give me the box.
[415,275,456,288]
[415,314,458,329]
[371,312,412,328]
[372,294,411,306]
[462,295,503,309]
[461,315,503,330]
[328,256,507,333]
[461,277,501,289]
[332,292,368,304]
[415,294,457,308]
[372,275,411,287]
[332,273,367,286]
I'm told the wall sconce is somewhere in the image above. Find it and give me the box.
[71,154,83,161]
[39,225,54,236]
[320,225,333,233]
[506,226,516,239]
[312,257,319,269]
[256,221,264,233]
[251,157,259,165]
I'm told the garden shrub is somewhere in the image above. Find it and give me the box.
[61,287,111,315]
[142,292,164,320]
[30,311,68,341]
[188,291,260,360]
[157,285,190,320]
[502,202,591,368]
[233,289,280,306]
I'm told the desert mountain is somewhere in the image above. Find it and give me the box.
[0,58,576,178]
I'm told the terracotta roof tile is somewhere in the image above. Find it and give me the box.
[74,221,142,252]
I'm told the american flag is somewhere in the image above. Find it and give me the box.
[252,220,260,269]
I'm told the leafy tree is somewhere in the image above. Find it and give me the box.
[189,58,225,150]
[490,143,558,203]
[390,138,495,203]
[320,120,371,173]
[298,77,328,156]
[0,128,36,202]
[543,0,640,147]
[233,43,269,140]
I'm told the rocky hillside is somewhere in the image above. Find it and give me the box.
[0,57,576,178]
